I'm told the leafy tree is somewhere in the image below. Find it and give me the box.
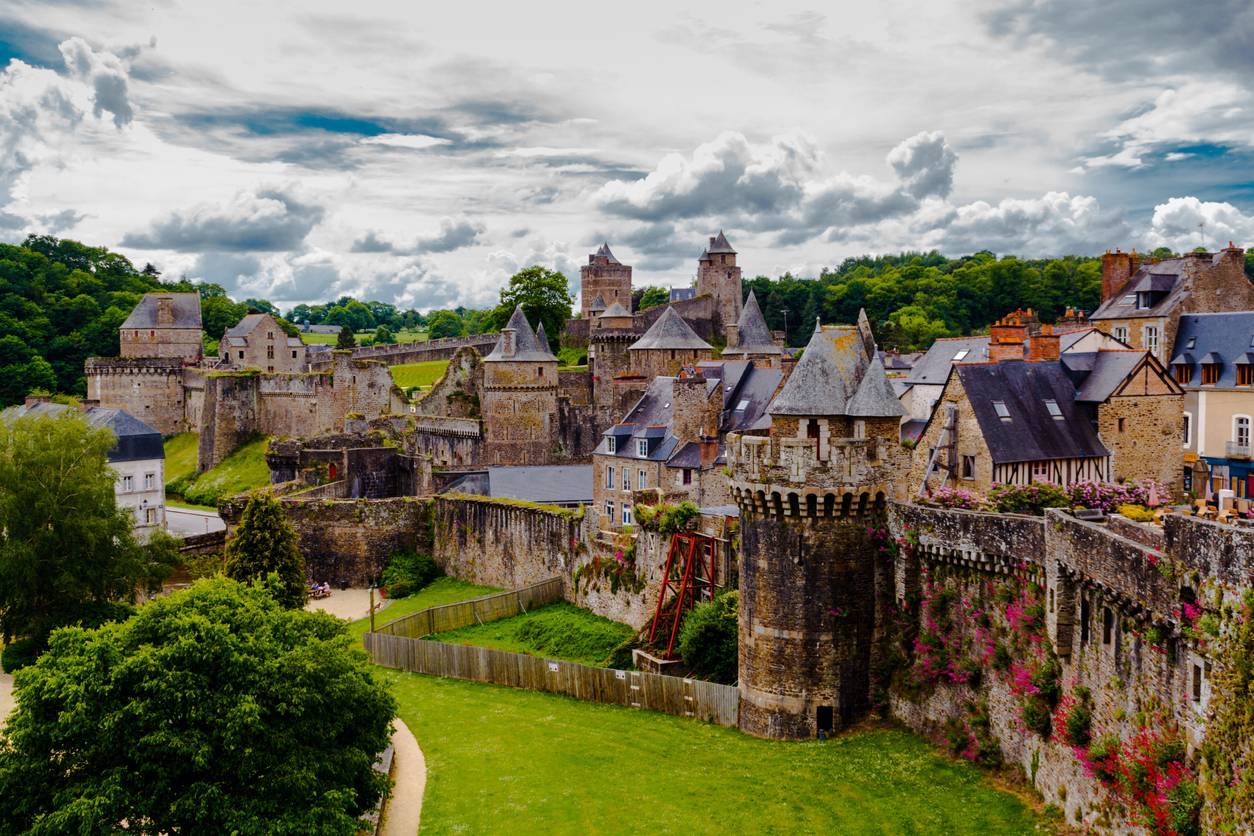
[426,309,464,339]
[199,293,249,341]
[676,591,739,684]
[635,286,670,311]
[0,410,178,653]
[0,577,396,834]
[224,492,306,608]
[335,324,357,349]
[486,266,572,350]
[373,324,396,344]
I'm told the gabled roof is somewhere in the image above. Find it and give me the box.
[723,291,780,356]
[905,337,990,385]
[594,242,621,264]
[1064,350,1146,403]
[846,355,906,417]
[771,322,901,417]
[600,301,632,318]
[956,361,1108,465]
[630,306,712,351]
[1090,257,1194,320]
[707,231,736,254]
[485,304,556,362]
[701,359,783,432]
[223,313,270,339]
[1172,312,1254,388]
[121,293,202,330]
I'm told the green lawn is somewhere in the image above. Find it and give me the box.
[163,432,199,490]
[302,327,430,346]
[428,602,634,667]
[390,359,450,391]
[168,436,271,507]
[348,577,500,642]
[385,672,1044,835]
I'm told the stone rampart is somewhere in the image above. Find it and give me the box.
[309,334,497,370]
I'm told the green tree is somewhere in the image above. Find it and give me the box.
[335,324,357,349]
[0,410,177,653]
[426,309,465,340]
[200,293,249,341]
[676,591,739,684]
[373,324,396,344]
[0,577,396,834]
[224,493,307,608]
[635,286,670,311]
[487,266,572,350]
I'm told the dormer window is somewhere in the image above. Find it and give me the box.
[1044,399,1063,420]
[953,349,969,361]
[1174,364,1193,385]
[1202,361,1221,385]
[606,436,616,454]
[1136,292,1152,310]
[992,400,1010,421]
[637,439,649,458]
[1239,366,1254,387]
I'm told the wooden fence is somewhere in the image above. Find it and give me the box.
[373,577,564,639]
[364,632,740,727]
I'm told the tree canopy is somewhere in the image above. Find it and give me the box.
[486,266,573,350]
[224,492,307,608]
[0,410,178,652]
[0,577,396,834]
[335,324,357,350]
[634,286,670,311]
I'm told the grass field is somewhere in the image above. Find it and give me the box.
[163,433,199,490]
[428,602,634,667]
[301,327,429,345]
[348,577,500,642]
[385,672,1044,835]
[167,436,271,507]
[390,359,450,391]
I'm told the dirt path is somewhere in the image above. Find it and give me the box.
[0,670,14,726]
[381,718,427,835]
[304,588,386,622]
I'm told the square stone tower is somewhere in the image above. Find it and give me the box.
[696,231,743,344]
[481,305,560,465]
[580,243,632,319]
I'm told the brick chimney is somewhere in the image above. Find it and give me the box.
[988,315,1027,363]
[156,296,175,327]
[23,394,51,408]
[671,370,720,444]
[1101,249,1140,301]
[780,353,797,383]
[499,326,516,358]
[1027,324,1061,361]
[698,434,720,467]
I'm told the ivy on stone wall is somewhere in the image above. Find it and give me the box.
[1200,590,1254,831]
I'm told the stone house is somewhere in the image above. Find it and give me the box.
[119,292,202,360]
[912,328,1182,496]
[1088,244,1254,363]
[219,313,307,373]
[1172,311,1254,497]
[480,305,560,466]
[8,397,167,535]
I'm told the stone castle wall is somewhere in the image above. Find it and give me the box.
[85,357,190,435]
[308,334,497,370]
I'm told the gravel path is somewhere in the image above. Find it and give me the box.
[381,719,427,835]
[304,587,387,622]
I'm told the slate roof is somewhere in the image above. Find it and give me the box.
[770,323,902,417]
[588,294,607,311]
[670,287,697,302]
[223,313,268,339]
[600,301,632,318]
[630,306,712,351]
[442,465,592,505]
[1090,257,1194,320]
[1064,350,1145,403]
[956,361,1109,465]
[594,242,621,264]
[707,231,736,254]
[121,293,202,330]
[1171,312,1254,389]
[5,402,163,463]
[723,291,780,356]
[485,305,556,361]
[905,337,990,385]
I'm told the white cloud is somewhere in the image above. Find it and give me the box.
[122,187,325,252]
[360,133,450,150]
[58,37,134,127]
[1146,197,1254,251]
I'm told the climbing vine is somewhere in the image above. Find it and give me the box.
[1200,590,1254,831]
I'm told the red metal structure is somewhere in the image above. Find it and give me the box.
[647,532,719,659]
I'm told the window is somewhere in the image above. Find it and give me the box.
[267,345,274,359]
[144,472,155,490]
[291,350,298,359]
[121,475,133,492]
[1239,365,1254,387]
[1183,466,1193,492]
[1118,417,1126,432]
[606,436,616,454]
[1202,363,1221,385]
[1114,326,1129,343]
[637,439,649,458]
[853,419,866,439]
[622,503,633,526]
[1044,399,1063,419]
[1174,364,1193,385]
[638,469,646,490]
[682,468,693,485]
[992,400,1010,420]
[145,508,157,525]
[536,366,543,378]
[238,350,244,359]
[1122,294,1136,306]
[952,349,969,361]
[1235,415,1251,448]
[1193,664,1203,702]
[1136,292,1151,310]
[961,455,975,480]
[267,331,274,341]
[1183,412,1192,447]
[735,398,749,412]
[1187,337,1197,350]
[1145,325,1160,358]
[1102,608,1113,644]
[604,500,614,519]
[605,465,615,490]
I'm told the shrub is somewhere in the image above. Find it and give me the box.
[381,551,440,598]
[1060,690,1093,747]
[986,482,1070,515]
[224,493,306,608]
[1069,479,1173,513]
[1022,696,1053,737]
[1086,733,1122,783]
[923,486,983,510]
[658,501,700,535]
[677,591,738,684]
[1116,503,1156,523]
[1,636,41,673]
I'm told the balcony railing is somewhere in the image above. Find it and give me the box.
[1226,441,1252,460]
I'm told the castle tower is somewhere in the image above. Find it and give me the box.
[481,305,559,465]
[727,314,906,739]
[628,306,713,380]
[696,232,743,344]
[580,243,632,319]
[721,291,782,366]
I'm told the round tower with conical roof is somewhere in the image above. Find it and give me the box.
[580,242,632,319]
[727,314,908,739]
[481,305,560,465]
[628,306,713,380]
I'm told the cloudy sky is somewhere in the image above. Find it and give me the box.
[2,0,1253,311]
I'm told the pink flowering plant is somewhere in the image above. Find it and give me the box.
[1069,479,1173,513]
[922,485,984,511]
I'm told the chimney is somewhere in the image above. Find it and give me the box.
[699,434,720,467]
[671,371,720,444]
[780,353,798,383]
[1101,248,1140,301]
[1027,324,1061,361]
[23,394,51,408]
[988,315,1026,363]
[500,326,516,358]
[156,296,175,327]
